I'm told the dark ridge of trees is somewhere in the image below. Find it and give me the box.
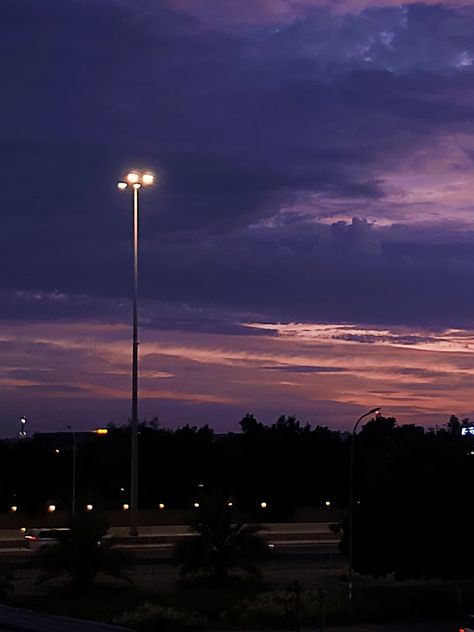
[1,413,473,530]
[338,414,474,593]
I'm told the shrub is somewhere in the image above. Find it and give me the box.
[0,574,13,600]
[219,587,349,629]
[114,602,209,632]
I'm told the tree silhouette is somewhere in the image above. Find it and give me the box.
[37,511,133,592]
[173,491,269,583]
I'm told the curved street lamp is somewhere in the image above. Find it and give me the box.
[117,171,155,537]
[348,406,381,602]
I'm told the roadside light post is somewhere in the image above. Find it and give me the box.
[348,406,381,602]
[66,425,76,516]
[117,171,155,537]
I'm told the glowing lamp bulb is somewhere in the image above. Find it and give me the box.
[122,503,129,511]
[86,504,93,511]
[142,173,154,185]
[10,506,17,513]
[47,504,56,513]
[325,501,331,507]
[117,182,128,190]
[260,501,267,509]
[193,502,200,508]
[126,172,140,184]
[159,503,165,510]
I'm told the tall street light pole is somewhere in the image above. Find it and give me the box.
[118,170,155,537]
[66,425,76,516]
[348,406,381,602]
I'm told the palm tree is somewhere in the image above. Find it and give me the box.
[37,511,133,592]
[173,492,269,582]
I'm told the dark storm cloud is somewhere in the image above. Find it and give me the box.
[2,0,474,330]
[138,217,474,328]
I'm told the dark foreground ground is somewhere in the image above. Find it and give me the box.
[1,547,469,632]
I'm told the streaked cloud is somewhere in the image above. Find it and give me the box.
[2,0,474,432]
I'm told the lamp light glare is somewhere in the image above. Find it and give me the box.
[132,182,142,189]
[260,501,267,509]
[20,527,26,533]
[10,506,17,513]
[47,504,56,513]
[142,173,154,185]
[117,182,128,190]
[193,502,200,508]
[126,172,140,184]
[159,503,165,510]
[325,500,331,507]
[86,504,93,511]
[95,428,108,435]
[122,503,130,511]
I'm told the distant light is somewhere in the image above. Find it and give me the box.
[117,182,128,190]
[159,503,165,510]
[268,543,275,549]
[197,483,204,488]
[193,502,200,508]
[20,417,27,425]
[325,501,331,507]
[10,506,17,513]
[120,487,125,492]
[462,427,474,436]
[86,504,93,511]
[95,428,108,435]
[55,449,60,454]
[260,501,267,509]
[132,182,141,189]
[47,504,56,513]
[470,451,474,456]
[142,173,154,185]
[122,503,129,511]
[126,172,140,184]
[227,502,233,507]
[20,527,26,533]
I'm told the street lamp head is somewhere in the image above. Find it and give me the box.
[126,172,140,184]
[370,407,382,416]
[117,182,128,190]
[132,182,142,189]
[142,173,155,186]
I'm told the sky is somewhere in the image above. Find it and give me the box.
[2,0,474,435]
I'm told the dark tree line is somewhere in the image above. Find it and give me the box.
[1,413,473,537]
[0,414,349,516]
[339,415,474,594]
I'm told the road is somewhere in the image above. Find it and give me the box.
[0,541,344,572]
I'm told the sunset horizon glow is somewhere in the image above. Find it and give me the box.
[2,0,474,436]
